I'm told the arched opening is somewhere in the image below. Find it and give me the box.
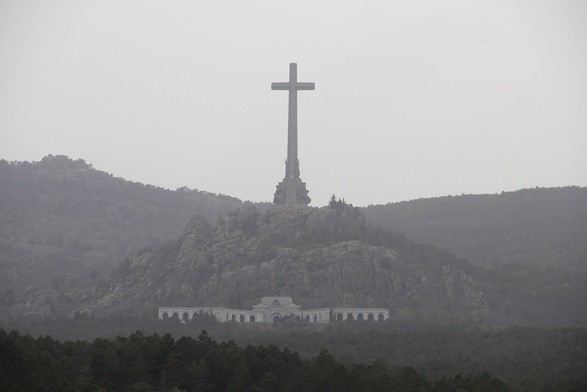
[377,313,384,321]
[305,315,310,322]
[226,314,229,321]
[239,315,245,322]
[295,315,301,322]
[250,315,256,322]
[347,313,354,320]
[231,314,236,321]
[162,312,169,320]
[357,313,364,321]
[336,313,343,322]
[314,314,317,323]
[367,313,374,321]
[271,313,282,323]
[172,312,179,320]
[183,312,189,322]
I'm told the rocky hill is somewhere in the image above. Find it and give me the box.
[14,205,492,324]
[0,155,248,296]
[3,157,585,326]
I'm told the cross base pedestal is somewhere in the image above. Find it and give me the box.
[273,177,310,207]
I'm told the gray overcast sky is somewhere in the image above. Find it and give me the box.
[1,0,586,206]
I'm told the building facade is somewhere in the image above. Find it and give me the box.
[158,296,389,324]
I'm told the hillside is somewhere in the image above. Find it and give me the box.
[2,157,585,326]
[363,188,587,326]
[14,205,495,324]
[363,187,587,273]
[0,155,247,296]
[13,202,584,326]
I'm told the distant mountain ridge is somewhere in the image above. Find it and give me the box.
[363,187,587,273]
[363,187,587,326]
[0,155,249,295]
[1,155,585,326]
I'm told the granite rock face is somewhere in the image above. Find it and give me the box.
[13,206,489,321]
[443,266,489,321]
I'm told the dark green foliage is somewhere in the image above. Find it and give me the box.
[0,327,520,392]
[329,194,347,213]
[2,316,586,391]
[433,373,509,392]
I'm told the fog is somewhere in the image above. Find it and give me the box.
[1,0,586,206]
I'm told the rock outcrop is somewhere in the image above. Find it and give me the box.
[13,205,489,321]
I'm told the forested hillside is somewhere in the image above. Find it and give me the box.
[0,155,246,295]
[2,157,585,326]
[363,188,587,326]
[363,187,587,272]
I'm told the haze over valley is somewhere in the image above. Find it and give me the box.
[1,155,585,328]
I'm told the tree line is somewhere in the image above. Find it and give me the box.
[0,328,513,392]
[2,316,586,391]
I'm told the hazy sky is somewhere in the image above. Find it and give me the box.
[1,0,586,206]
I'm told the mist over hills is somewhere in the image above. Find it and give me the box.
[1,155,585,326]
[12,204,494,324]
[364,188,587,326]
[363,187,587,273]
[0,155,250,295]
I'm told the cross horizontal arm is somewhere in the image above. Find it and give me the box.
[271,82,316,91]
[295,82,315,90]
[271,82,291,90]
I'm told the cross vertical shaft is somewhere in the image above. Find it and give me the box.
[271,63,315,207]
[287,63,297,179]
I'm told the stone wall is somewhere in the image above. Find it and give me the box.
[331,308,389,322]
[158,307,263,323]
[158,305,388,324]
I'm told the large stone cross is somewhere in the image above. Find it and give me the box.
[271,63,315,207]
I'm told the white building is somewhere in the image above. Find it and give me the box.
[158,296,389,324]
